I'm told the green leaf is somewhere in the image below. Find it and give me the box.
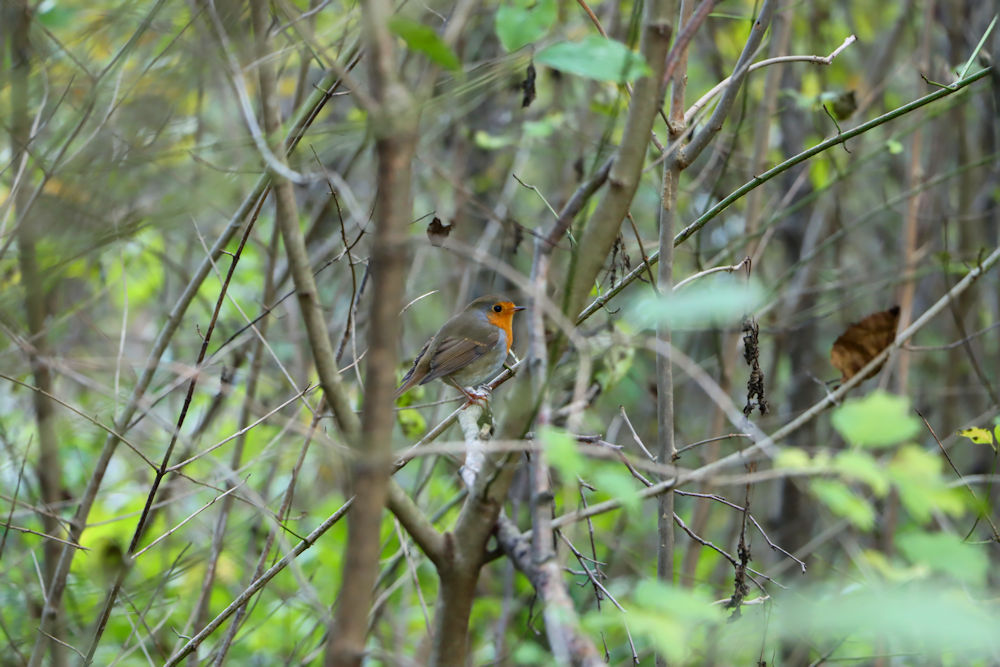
[810,479,875,530]
[592,468,641,513]
[775,447,813,470]
[889,445,967,523]
[397,408,426,438]
[831,391,921,448]
[523,112,564,137]
[496,0,557,52]
[584,581,724,664]
[511,641,551,663]
[473,129,513,149]
[540,426,583,479]
[833,449,890,497]
[897,531,988,585]
[771,584,1000,655]
[632,580,723,620]
[536,35,651,83]
[37,2,76,29]
[628,275,766,330]
[809,157,831,189]
[860,548,929,583]
[388,17,460,70]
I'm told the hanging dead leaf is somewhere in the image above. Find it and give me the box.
[830,306,900,383]
[521,62,536,108]
[426,217,452,247]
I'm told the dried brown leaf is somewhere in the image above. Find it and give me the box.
[830,306,901,382]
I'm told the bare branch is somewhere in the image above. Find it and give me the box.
[496,517,603,666]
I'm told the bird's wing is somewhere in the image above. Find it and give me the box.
[395,338,433,398]
[420,329,499,385]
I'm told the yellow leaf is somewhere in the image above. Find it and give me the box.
[957,427,996,450]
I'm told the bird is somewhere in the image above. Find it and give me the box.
[396,294,525,403]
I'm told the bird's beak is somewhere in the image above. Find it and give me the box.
[513,305,526,312]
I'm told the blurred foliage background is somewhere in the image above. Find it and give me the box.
[1,0,999,664]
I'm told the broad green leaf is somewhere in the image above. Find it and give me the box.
[511,642,551,663]
[585,581,724,664]
[628,275,766,330]
[592,468,641,513]
[388,17,460,70]
[397,408,426,438]
[775,447,812,470]
[860,548,928,583]
[833,449,890,497]
[37,2,76,29]
[496,0,557,52]
[809,157,831,189]
[540,426,583,479]
[523,113,564,137]
[831,391,921,448]
[633,579,723,620]
[536,35,651,83]
[771,584,1000,655]
[473,129,513,149]
[810,479,875,530]
[889,445,967,523]
[897,531,988,585]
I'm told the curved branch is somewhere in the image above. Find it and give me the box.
[574,65,993,323]
[27,52,352,667]
[562,0,675,320]
[679,0,775,166]
[496,517,603,666]
[553,242,1000,529]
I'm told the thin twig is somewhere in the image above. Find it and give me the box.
[556,531,625,613]
[164,501,354,666]
[676,490,806,572]
[576,66,991,325]
[30,62,350,662]
[917,410,1000,541]
[0,438,31,560]
[0,373,157,471]
[550,244,1000,529]
[132,482,244,559]
[673,433,752,461]
[619,406,657,461]
[673,256,751,291]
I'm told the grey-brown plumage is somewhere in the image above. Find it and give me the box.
[395,294,524,399]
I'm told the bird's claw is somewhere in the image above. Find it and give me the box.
[460,386,490,407]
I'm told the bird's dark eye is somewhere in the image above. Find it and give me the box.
[493,304,503,313]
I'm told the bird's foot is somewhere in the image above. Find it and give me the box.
[460,386,490,407]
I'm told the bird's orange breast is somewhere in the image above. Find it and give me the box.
[486,305,517,353]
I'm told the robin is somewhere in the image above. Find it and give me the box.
[396,294,525,402]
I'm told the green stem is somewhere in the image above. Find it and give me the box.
[577,66,992,323]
